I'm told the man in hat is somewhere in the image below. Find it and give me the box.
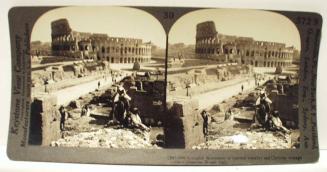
[255,90,272,127]
[111,86,132,124]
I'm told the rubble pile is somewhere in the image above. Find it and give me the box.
[51,128,160,149]
[193,131,292,149]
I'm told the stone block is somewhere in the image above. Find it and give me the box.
[164,98,205,148]
[32,95,57,112]
[69,100,81,109]
[29,95,61,146]
[170,98,199,117]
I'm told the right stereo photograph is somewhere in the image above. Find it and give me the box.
[165,9,301,150]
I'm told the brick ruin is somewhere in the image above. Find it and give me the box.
[51,18,152,63]
[195,21,296,67]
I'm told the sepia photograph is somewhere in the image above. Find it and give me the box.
[166,9,301,149]
[29,6,167,149]
[5,4,323,165]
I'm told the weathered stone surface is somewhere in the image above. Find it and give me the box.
[170,98,199,117]
[195,20,296,67]
[165,98,205,148]
[69,100,81,109]
[133,62,141,70]
[51,19,151,63]
[193,131,292,149]
[29,95,61,146]
[51,128,159,149]
[68,109,82,120]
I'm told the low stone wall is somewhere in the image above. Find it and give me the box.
[164,98,205,148]
[29,95,61,146]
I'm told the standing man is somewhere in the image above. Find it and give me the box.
[241,84,244,92]
[201,110,210,136]
[59,105,66,131]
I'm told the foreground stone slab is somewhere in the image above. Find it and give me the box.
[165,97,205,148]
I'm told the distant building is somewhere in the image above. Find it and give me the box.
[195,21,296,67]
[30,41,51,56]
[51,18,152,63]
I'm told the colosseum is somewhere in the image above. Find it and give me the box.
[51,18,152,63]
[195,21,296,67]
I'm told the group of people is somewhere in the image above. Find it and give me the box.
[254,90,290,133]
[108,85,150,131]
[199,88,290,138]
[57,85,150,132]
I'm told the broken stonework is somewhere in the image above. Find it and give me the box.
[29,95,61,146]
[164,98,205,148]
[51,128,159,149]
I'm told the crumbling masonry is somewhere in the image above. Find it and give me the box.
[195,21,296,67]
[51,19,152,63]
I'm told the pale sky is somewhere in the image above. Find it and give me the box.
[169,9,301,50]
[31,6,166,48]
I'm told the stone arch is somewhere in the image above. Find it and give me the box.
[216,48,220,54]
[246,50,250,56]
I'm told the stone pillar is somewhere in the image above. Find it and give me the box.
[29,95,61,146]
[164,98,205,148]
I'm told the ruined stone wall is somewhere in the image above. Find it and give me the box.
[50,18,151,63]
[195,21,295,67]
[164,98,205,148]
[29,95,61,145]
[268,85,299,128]
[128,89,163,125]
